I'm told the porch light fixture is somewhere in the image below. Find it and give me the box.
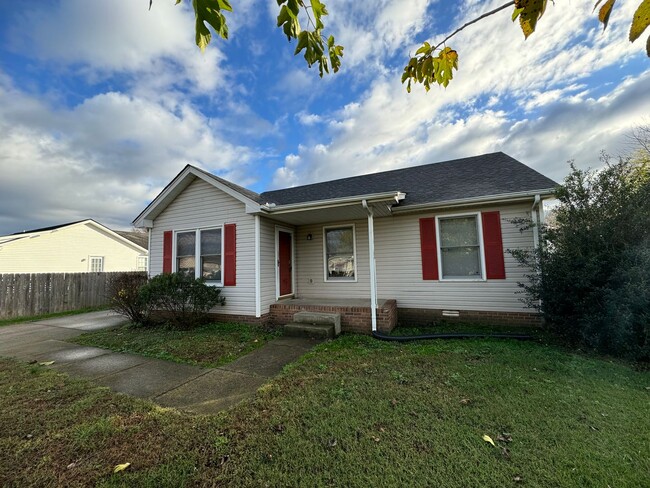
[306,233,313,240]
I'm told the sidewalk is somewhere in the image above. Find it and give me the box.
[0,312,320,414]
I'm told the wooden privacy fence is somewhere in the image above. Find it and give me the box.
[0,272,146,320]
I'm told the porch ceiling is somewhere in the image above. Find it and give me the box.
[262,201,393,226]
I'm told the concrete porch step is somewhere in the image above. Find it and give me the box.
[284,322,335,339]
[293,311,341,335]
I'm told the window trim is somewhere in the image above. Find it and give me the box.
[172,226,224,285]
[89,256,104,273]
[136,255,148,272]
[322,223,358,283]
[435,212,487,282]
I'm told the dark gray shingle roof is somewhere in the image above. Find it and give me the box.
[259,152,557,207]
[114,230,149,249]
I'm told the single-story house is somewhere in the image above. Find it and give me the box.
[0,219,149,274]
[133,152,556,333]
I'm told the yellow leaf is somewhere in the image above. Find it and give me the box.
[39,361,55,366]
[597,0,616,30]
[482,434,496,447]
[629,0,650,42]
[113,462,131,473]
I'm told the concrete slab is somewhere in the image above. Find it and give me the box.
[34,345,111,364]
[155,368,266,411]
[52,352,149,379]
[36,311,126,331]
[221,340,317,378]
[0,339,88,361]
[269,336,323,350]
[180,393,256,415]
[96,359,208,399]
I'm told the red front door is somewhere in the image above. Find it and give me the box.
[278,231,293,296]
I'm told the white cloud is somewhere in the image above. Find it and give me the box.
[271,1,649,188]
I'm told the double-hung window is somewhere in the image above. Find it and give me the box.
[324,225,356,281]
[89,256,104,272]
[437,214,484,280]
[175,228,222,283]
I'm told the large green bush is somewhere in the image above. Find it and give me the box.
[139,272,226,328]
[107,272,152,326]
[512,155,650,361]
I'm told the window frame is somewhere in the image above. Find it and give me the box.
[89,256,104,273]
[172,226,224,285]
[322,223,358,283]
[136,255,148,272]
[435,212,486,282]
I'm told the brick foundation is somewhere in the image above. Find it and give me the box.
[397,308,542,327]
[270,299,397,334]
[204,312,272,326]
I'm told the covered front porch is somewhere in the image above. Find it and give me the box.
[270,297,397,334]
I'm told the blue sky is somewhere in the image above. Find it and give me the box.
[0,0,648,234]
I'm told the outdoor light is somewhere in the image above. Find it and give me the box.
[307,233,313,240]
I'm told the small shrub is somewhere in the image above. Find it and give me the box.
[107,272,151,326]
[140,272,226,328]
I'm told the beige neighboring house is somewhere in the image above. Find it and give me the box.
[0,219,148,274]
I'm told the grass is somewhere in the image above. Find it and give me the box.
[1,333,648,487]
[69,322,281,368]
[0,306,108,327]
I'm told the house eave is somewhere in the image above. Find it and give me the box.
[390,189,556,215]
[258,191,406,215]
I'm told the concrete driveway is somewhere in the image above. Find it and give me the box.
[0,311,319,414]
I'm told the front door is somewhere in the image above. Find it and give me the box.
[278,231,293,297]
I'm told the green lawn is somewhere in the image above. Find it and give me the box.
[69,322,280,368]
[1,334,648,487]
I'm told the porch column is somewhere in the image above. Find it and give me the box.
[254,215,261,318]
[367,208,378,332]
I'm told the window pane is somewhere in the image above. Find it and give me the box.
[326,228,354,254]
[327,255,355,278]
[439,217,478,247]
[202,255,222,281]
[177,256,195,277]
[201,229,221,255]
[177,231,195,256]
[441,247,481,278]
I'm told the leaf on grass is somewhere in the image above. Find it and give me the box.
[482,434,496,446]
[460,398,471,405]
[39,361,55,366]
[113,462,131,473]
[629,0,650,43]
[497,433,513,442]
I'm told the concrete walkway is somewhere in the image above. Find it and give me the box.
[0,311,320,415]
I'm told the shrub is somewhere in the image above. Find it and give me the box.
[512,155,650,361]
[107,272,152,326]
[139,272,226,328]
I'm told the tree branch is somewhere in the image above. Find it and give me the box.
[433,1,516,51]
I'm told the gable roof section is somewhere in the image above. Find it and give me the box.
[114,230,149,250]
[260,152,557,209]
[133,165,263,227]
[0,219,148,253]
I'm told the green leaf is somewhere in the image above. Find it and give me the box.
[415,41,431,56]
[629,0,650,42]
[195,17,211,52]
[512,7,524,21]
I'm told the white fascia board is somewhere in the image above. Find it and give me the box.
[390,189,556,214]
[259,191,405,215]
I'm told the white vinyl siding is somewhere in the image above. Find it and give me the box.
[294,219,370,299]
[0,223,147,273]
[374,203,535,313]
[259,217,280,315]
[149,177,256,316]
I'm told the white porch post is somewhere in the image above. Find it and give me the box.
[254,215,261,318]
[367,208,378,332]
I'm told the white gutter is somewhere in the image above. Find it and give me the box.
[362,199,378,332]
[390,189,555,215]
[254,215,261,318]
[259,191,406,215]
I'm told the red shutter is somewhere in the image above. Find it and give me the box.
[482,211,506,279]
[223,223,236,286]
[162,230,173,274]
[419,217,439,280]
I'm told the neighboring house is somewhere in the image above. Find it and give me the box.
[133,152,556,333]
[0,220,149,273]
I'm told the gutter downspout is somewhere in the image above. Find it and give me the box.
[531,194,541,250]
[362,199,378,332]
[254,215,261,318]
